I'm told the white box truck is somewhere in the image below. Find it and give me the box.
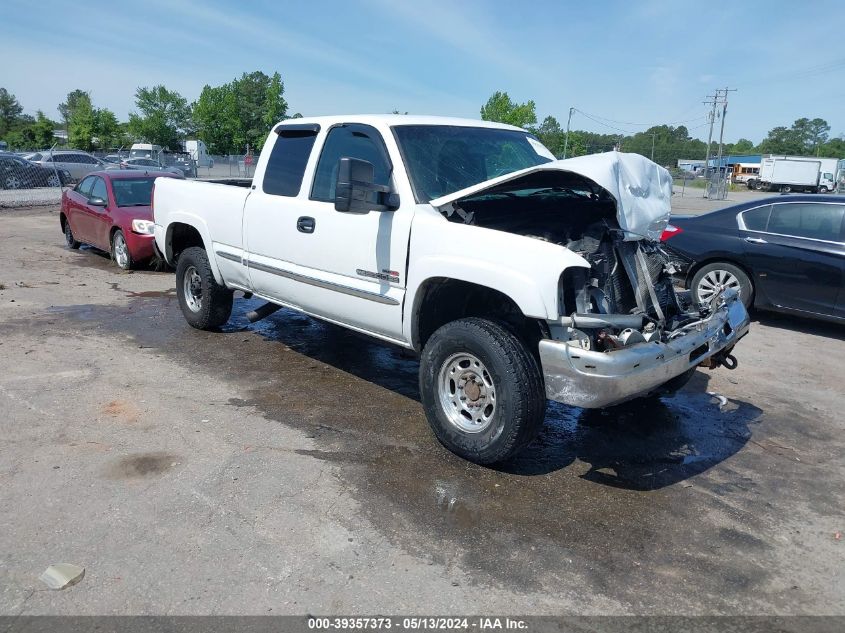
[750,155,838,193]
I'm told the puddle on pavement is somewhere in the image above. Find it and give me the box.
[34,294,771,602]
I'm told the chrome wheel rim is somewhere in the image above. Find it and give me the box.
[437,352,496,433]
[183,265,203,313]
[697,269,742,303]
[113,233,129,268]
[5,176,20,189]
[47,174,60,187]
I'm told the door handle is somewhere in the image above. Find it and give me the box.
[297,216,315,234]
[744,237,767,244]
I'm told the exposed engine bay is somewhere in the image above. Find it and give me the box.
[442,173,712,354]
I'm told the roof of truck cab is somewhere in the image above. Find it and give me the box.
[274,114,526,131]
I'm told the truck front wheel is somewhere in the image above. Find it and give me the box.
[175,246,233,330]
[419,318,546,465]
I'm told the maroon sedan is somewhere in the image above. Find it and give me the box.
[60,170,182,270]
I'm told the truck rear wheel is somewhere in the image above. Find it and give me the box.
[175,246,233,330]
[419,318,546,465]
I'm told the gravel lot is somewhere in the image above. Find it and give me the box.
[0,206,842,615]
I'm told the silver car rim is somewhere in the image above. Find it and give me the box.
[47,174,60,187]
[183,265,203,313]
[437,352,496,433]
[697,269,741,303]
[5,175,21,189]
[113,233,129,269]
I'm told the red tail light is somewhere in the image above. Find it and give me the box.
[660,224,683,241]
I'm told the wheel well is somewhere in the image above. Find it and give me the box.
[412,278,545,353]
[167,223,205,262]
[59,213,67,231]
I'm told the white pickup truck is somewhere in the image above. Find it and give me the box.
[153,115,750,464]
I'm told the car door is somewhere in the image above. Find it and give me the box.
[66,176,97,241]
[741,201,845,315]
[243,123,412,342]
[86,176,112,250]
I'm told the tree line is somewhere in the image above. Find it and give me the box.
[0,70,292,155]
[2,80,843,163]
[480,91,845,166]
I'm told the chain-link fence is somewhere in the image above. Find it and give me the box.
[0,146,70,208]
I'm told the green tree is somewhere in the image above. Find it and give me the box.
[757,125,801,155]
[32,111,56,148]
[68,93,96,150]
[480,91,537,128]
[730,138,754,153]
[94,109,122,148]
[0,88,24,138]
[128,85,191,149]
[530,116,566,157]
[193,71,288,154]
[58,89,90,132]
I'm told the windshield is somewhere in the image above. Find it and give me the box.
[393,125,554,203]
[112,177,156,207]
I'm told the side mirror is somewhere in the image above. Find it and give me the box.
[89,196,107,207]
[334,157,399,214]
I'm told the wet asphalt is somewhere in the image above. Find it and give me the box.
[0,207,842,615]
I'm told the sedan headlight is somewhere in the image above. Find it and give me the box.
[131,219,155,235]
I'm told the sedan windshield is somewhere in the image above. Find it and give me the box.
[112,178,156,207]
[393,125,554,203]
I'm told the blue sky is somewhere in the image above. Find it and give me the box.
[3,0,844,143]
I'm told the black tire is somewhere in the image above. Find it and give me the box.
[780,185,792,193]
[64,219,80,249]
[419,317,546,465]
[111,229,134,271]
[690,262,753,309]
[819,186,829,194]
[175,246,233,330]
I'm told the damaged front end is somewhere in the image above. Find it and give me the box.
[542,231,750,408]
[431,152,751,408]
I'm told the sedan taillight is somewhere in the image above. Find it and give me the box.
[660,224,683,241]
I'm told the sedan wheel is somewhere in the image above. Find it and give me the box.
[4,175,21,189]
[111,230,133,270]
[46,174,61,187]
[691,262,753,309]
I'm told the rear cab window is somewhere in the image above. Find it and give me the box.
[262,124,320,197]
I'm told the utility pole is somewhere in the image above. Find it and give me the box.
[702,87,735,197]
[703,92,718,183]
[715,89,736,177]
[562,107,575,159]
[650,133,656,161]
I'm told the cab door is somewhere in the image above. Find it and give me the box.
[243,123,412,342]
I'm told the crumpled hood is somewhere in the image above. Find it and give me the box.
[429,151,673,241]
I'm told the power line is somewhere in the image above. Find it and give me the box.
[574,109,708,128]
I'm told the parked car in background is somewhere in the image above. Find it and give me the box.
[662,195,845,323]
[60,170,182,270]
[120,157,185,177]
[27,150,113,183]
[164,152,197,178]
[0,152,71,189]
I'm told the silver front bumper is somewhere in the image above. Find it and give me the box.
[539,292,750,408]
